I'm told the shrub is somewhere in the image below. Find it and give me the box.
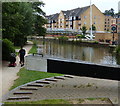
[116,45,120,54]
[2,39,15,61]
[76,34,85,38]
[93,41,99,44]
[57,36,69,41]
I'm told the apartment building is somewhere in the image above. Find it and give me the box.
[104,15,117,32]
[117,15,120,33]
[45,4,105,32]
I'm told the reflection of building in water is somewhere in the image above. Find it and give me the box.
[39,40,119,65]
[80,47,109,64]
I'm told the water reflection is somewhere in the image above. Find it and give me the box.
[39,40,120,66]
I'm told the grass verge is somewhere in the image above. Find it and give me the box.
[28,45,37,54]
[5,98,110,104]
[10,68,63,90]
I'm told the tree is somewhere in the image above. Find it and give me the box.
[92,24,96,31]
[2,2,46,46]
[81,25,87,35]
[2,2,34,46]
[32,2,47,38]
[104,8,114,16]
[2,3,23,42]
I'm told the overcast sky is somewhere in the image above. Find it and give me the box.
[41,0,119,15]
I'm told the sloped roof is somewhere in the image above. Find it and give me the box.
[45,13,59,21]
[62,6,90,17]
[45,5,90,21]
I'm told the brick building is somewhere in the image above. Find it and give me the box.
[45,4,105,32]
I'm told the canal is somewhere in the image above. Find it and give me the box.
[38,39,120,66]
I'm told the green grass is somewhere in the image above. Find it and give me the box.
[5,99,71,104]
[5,98,109,104]
[28,45,37,54]
[10,68,63,90]
[87,98,98,101]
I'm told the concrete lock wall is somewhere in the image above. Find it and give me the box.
[47,58,120,81]
[25,55,47,72]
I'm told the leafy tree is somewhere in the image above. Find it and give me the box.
[89,24,96,31]
[2,2,34,46]
[104,8,114,16]
[92,24,96,31]
[14,2,34,46]
[32,2,47,38]
[2,3,23,42]
[81,25,87,35]
[2,2,46,46]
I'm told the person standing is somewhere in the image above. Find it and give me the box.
[19,46,26,67]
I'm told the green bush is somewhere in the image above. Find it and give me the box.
[93,41,99,44]
[2,39,15,61]
[116,45,120,54]
[57,36,69,41]
[76,34,85,38]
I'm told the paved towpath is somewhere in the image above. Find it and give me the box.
[1,41,33,101]
[3,75,119,104]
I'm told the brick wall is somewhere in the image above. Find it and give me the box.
[95,33,118,43]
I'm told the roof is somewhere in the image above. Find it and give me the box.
[45,13,59,21]
[62,6,90,17]
[45,5,90,21]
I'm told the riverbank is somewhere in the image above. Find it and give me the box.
[32,36,111,48]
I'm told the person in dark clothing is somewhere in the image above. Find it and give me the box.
[19,46,26,67]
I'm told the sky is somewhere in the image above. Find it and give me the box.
[41,0,120,15]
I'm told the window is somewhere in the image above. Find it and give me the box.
[84,16,87,19]
[84,22,86,24]
[76,16,78,20]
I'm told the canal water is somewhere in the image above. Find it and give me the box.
[38,40,120,66]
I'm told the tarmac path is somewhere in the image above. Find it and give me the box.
[1,41,33,101]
